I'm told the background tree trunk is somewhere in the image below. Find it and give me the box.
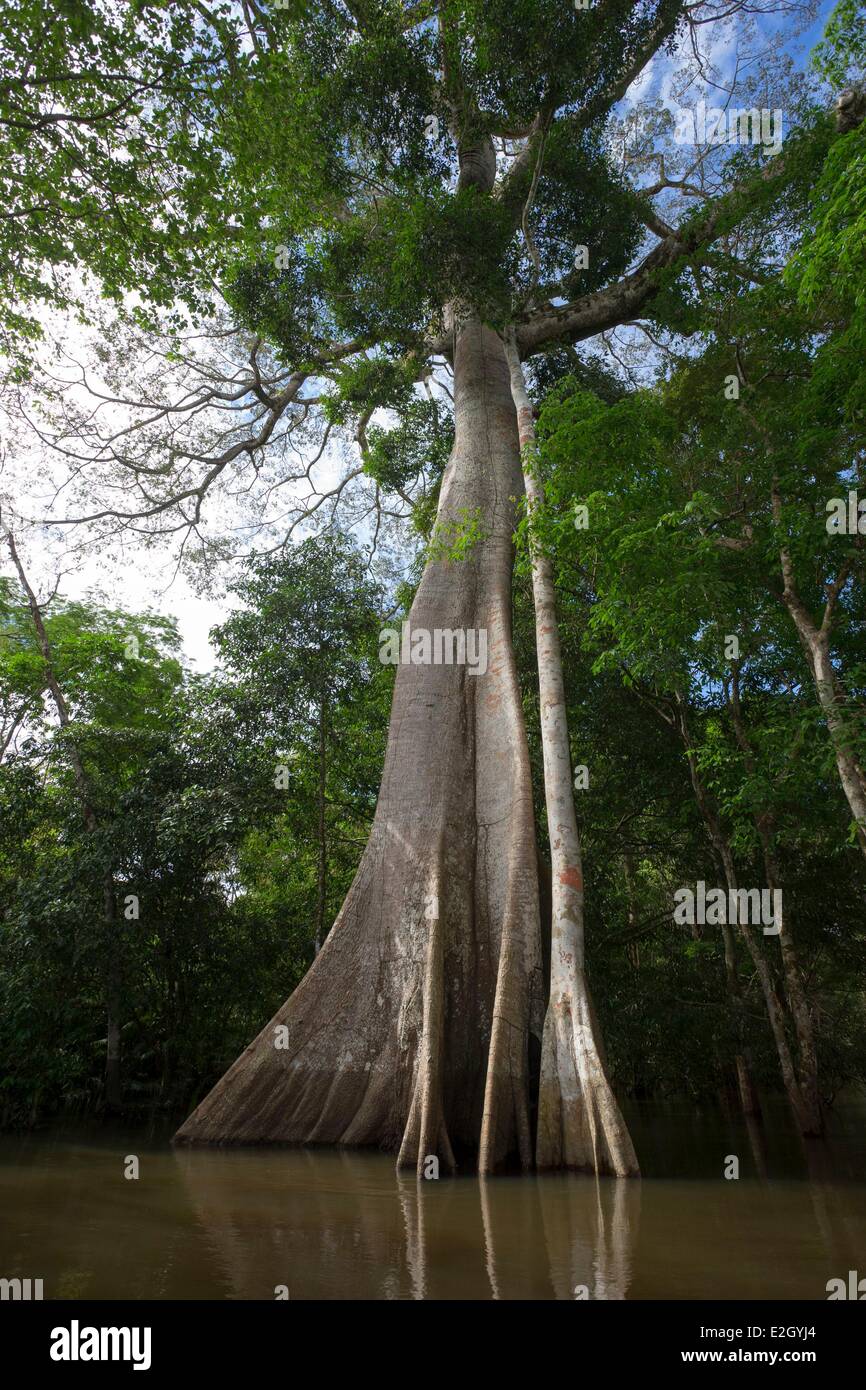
[314,690,328,957]
[801,627,866,859]
[674,695,815,1134]
[104,875,122,1112]
[727,666,821,1132]
[770,478,866,860]
[175,318,546,1174]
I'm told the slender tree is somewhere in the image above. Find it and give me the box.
[504,329,638,1173]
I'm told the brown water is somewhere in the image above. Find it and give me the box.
[2,1103,865,1299]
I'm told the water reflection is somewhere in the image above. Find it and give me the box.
[175,1148,635,1299]
[540,1176,640,1299]
[1,1110,865,1299]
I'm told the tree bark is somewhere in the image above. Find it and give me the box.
[727,666,821,1133]
[175,317,546,1174]
[502,329,638,1177]
[720,913,762,1119]
[785,600,866,861]
[314,690,328,956]
[674,694,816,1134]
[770,478,866,860]
[104,873,122,1111]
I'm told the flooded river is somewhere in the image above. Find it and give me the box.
[1,1102,865,1299]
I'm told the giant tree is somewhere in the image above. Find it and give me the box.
[3,0,857,1172]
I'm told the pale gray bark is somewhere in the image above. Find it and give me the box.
[502,330,638,1177]
[789,608,866,861]
[176,318,545,1174]
[759,462,866,862]
[314,689,327,957]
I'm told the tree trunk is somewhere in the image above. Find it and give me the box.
[175,317,546,1174]
[727,668,821,1133]
[503,330,638,1177]
[104,873,123,1112]
[314,691,327,956]
[721,917,762,1119]
[806,631,866,858]
[675,695,814,1134]
[771,480,866,860]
